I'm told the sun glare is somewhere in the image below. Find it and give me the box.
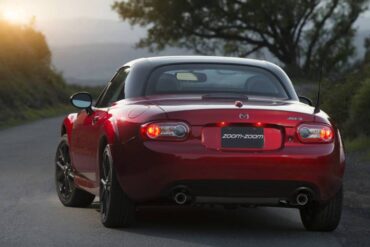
[2,8,28,24]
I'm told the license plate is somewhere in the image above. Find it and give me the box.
[221,127,264,148]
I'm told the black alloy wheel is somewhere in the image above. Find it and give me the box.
[55,135,95,207]
[100,145,135,228]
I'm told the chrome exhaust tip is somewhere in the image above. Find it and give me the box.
[296,193,309,206]
[174,192,188,205]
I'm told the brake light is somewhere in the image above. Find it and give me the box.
[297,123,334,143]
[218,121,227,127]
[141,122,190,140]
[147,124,161,138]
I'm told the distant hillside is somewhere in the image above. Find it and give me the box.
[0,19,95,128]
[52,43,192,86]
[36,18,146,47]
[43,16,369,86]
[51,31,369,86]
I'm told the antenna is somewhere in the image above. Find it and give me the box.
[314,61,323,114]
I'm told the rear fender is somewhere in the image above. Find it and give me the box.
[96,116,120,173]
[100,116,119,146]
[61,113,77,144]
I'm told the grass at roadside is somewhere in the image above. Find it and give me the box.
[0,104,73,130]
[345,137,370,161]
[0,85,102,130]
[0,19,103,131]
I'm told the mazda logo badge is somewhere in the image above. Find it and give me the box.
[235,100,243,108]
[239,113,249,119]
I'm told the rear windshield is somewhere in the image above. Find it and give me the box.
[146,64,289,99]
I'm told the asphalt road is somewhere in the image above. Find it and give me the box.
[0,116,369,247]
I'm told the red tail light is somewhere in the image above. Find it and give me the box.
[141,122,190,141]
[255,122,263,127]
[146,124,161,138]
[297,123,334,143]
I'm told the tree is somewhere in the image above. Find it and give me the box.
[365,36,370,62]
[113,0,368,77]
[0,18,69,123]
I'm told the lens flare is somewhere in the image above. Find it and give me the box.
[2,9,28,24]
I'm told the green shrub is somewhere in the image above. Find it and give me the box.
[348,79,370,136]
[0,19,79,125]
[345,136,370,152]
[320,52,370,138]
[320,79,358,134]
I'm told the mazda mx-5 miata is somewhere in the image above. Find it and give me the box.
[55,56,344,231]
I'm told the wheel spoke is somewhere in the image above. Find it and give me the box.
[58,148,65,163]
[102,156,109,178]
[56,141,74,200]
[100,152,113,217]
[56,161,65,170]
[67,171,74,179]
[66,177,74,193]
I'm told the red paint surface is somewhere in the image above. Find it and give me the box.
[62,95,345,202]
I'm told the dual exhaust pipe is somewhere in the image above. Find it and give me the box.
[172,187,313,206]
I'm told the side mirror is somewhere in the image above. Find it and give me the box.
[70,92,93,113]
[299,96,313,106]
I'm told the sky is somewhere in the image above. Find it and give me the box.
[0,0,368,83]
[1,0,367,48]
[0,0,119,21]
[0,0,147,47]
[1,0,369,22]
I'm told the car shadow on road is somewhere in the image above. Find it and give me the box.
[119,206,335,246]
[135,206,302,230]
[90,203,302,232]
[88,202,368,246]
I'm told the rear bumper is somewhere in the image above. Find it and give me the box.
[161,180,319,201]
[112,139,344,204]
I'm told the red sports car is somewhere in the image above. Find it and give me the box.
[55,56,345,231]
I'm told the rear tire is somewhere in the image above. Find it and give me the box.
[100,145,135,228]
[300,186,342,231]
[55,135,95,207]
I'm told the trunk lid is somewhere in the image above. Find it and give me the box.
[147,95,315,125]
[127,95,316,151]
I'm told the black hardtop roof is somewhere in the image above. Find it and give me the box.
[118,56,298,101]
